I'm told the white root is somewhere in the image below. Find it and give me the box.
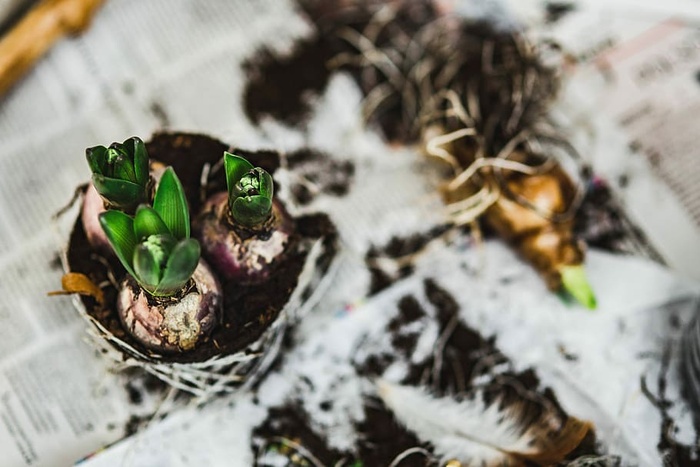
[329,4,588,254]
[425,127,477,174]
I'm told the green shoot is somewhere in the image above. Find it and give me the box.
[224,152,273,227]
[560,264,597,310]
[87,136,150,210]
[99,167,199,297]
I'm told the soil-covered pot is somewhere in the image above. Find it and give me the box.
[66,132,339,397]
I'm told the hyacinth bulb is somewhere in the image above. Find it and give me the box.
[81,182,111,252]
[197,153,294,284]
[117,259,221,353]
[99,167,222,352]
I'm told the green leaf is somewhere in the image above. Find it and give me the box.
[134,205,170,241]
[99,211,137,277]
[156,239,200,296]
[133,243,163,292]
[108,146,137,183]
[152,167,190,240]
[231,195,272,227]
[92,174,145,209]
[256,167,274,200]
[86,145,108,175]
[224,153,274,227]
[133,234,177,294]
[560,264,597,310]
[224,152,254,196]
[124,136,149,187]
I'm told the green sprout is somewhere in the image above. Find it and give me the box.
[87,136,150,210]
[224,152,273,227]
[99,167,200,297]
[560,265,597,310]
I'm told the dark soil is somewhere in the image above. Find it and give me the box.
[243,1,439,142]
[545,2,577,24]
[253,406,349,465]
[286,149,355,206]
[573,177,664,261]
[253,279,600,465]
[242,0,433,131]
[245,1,559,152]
[365,224,452,296]
[66,132,337,364]
[648,339,700,466]
[243,36,337,126]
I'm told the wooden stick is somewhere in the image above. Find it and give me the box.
[0,0,105,97]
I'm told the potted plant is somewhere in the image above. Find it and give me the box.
[60,132,339,398]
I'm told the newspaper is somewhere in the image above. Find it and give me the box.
[544,2,700,281]
[0,0,698,466]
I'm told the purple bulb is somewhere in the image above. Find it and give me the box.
[196,192,295,285]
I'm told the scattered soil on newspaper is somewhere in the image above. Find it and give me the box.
[544,1,577,24]
[286,149,355,206]
[253,279,599,464]
[243,1,437,142]
[573,177,661,259]
[245,2,551,147]
[49,252,62,271]
[649,343,700,466]
[66,132,337,363]
[243,36,336,126]
[364,225,451,296]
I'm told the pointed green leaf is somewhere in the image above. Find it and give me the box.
[86,145,108,175]
[153,167,190,240]
[92,174,145,209]
[560,264,597,310]
[155,239,200,296]
[134,205,170,241]
[231,195,272,227]
[109,148,138,183]
[124,136,149,187]
[224,152,254,196]
[133,243,162,292]
[99,211,137,277]
[256,167,274,200]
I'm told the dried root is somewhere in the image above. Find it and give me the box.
[318,2,595,306]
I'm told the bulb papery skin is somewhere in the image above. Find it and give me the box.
[117,259,222,353]
[81,182,111,252]
[197,192,294,285]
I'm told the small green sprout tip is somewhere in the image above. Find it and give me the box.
[224,152,273,227]
[99,168,199,297]
[87,136,150,210]
[560,264,597,310]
